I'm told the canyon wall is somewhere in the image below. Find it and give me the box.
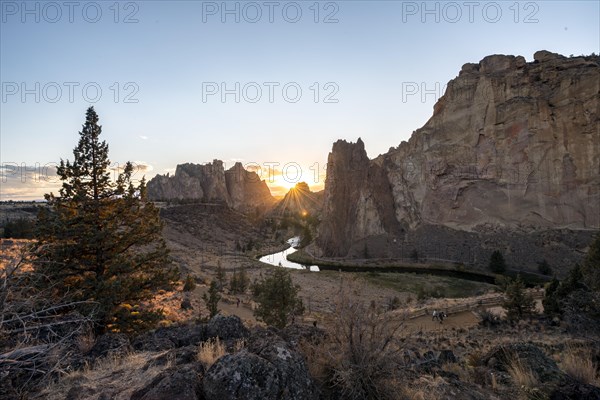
[316,51,600,271]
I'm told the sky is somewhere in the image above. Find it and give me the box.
[1,0,599,200]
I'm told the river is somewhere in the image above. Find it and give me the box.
[259,237,320,272]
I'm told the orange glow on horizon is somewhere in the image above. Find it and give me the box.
[267,178,324,197]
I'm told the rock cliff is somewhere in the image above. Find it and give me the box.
[316,51,600,272]
[147,161,275,212]
[225,162,276,211]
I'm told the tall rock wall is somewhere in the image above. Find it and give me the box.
[316,51,600,271]
[147,161,275,212]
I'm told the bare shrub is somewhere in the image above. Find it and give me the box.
[465,350,484,368]
[1,244,95,396]
[478,310,501,327]
[305,279,406,400]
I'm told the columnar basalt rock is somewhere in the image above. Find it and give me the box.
[316,51,600,271]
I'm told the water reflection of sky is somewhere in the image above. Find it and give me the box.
[259,237,320,272]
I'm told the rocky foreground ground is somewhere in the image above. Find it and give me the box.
[2,309,598,400]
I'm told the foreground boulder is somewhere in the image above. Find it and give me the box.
[207,314,249,341]
[203,329,318,400]
[87,333,132,359]
[550,381,600,400]
[482,343,564,385]
[130,363,204,400]
[132,323,207,351]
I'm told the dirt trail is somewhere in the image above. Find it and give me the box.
[405,310,480,332]
[195,285,257,324]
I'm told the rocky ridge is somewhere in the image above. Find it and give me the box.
[316,51,600,272]
[147,161,275,212]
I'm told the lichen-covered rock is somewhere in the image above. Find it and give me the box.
[482,343,563,385]
[280,323,326,347]
[143,345,199,370]
[202,329,318,400]
[207,314,249,341]
[87,333,131,359]
[202,352,281,400]
[549,381,600,400]
[130,363,204,400]
[132,323,208,351]
[245,329,318,398]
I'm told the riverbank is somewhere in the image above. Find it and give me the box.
[251,241,291,259]
[257,237,320,271]
[287,249,551,286]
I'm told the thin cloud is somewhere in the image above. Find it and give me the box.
[0,164,60,201]
[133,161,153,173]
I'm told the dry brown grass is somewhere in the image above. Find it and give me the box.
[506,355,546,399]
[465,350,484,368]
[507,356,538,388]
[443,362,472,383]
[232,338,246,353]
[400,375,448,400]
[197,337,226,368]
[560,345,599,385]
[37,351,164,400]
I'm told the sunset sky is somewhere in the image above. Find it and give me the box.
[1,1,599,200]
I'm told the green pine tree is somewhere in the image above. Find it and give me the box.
[537,259,552,276]
[183,275,197,292]
[542,277,561,316]
[34,107,178,334]
[559,263,585,295]
[215,264,226,291]
[543,264,587,318]
[489,250,506,274]
[581,234,600,292]
[502,274,535,321]
[230,267,249,294]
[251,268,304,328]
[203,280,221,318]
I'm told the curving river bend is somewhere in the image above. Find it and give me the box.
[259,237,320,272]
